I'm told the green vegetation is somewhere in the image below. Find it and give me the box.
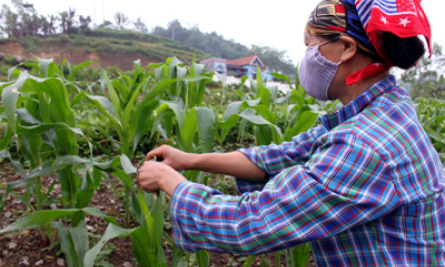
[0,56,325,266]
[1,31,211,66]
[153,20,296,75]
[0,1,295,76]
[0,47,445,266]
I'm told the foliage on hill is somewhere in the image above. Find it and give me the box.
[1,1,295,75]
[153,20,296,75]
[0,30,211,68]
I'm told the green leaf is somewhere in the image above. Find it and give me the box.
[425,128,445,143]
[150,103,169,138]
[84,224,153,267]
[223,102,242,121]
[162,101,185,129]
[197,250,210,267]
[238,108,282,138]
[283,111,318,142]
[68,61,96,81]
[180,108,198,153]
[70,220,89,265]
[75,171,95,210]
[0,207,108,234]
[242,255,257,267]
[195,108,215,153]
[51,221,81,267]
[16,123,84,136]
[131,100,159,152]
[111,170,133,189]
[171,247,186,267]
[53,155,89,171]
[121,76,152,129]
[271,72,291,85]
[0,127,14,151]
[218,114,241,143]
[121,154,137,174]
[137,188,156,252]
[100,70,121,115]
[2,72,30,133]
[37,58,54,78]
[153,192,164,249]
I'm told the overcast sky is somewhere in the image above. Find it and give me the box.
[1,0,443,66]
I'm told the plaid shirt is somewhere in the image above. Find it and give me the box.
[170,75,445,266]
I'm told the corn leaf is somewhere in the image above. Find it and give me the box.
[0,207,109,234]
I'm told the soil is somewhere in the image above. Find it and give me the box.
[0,163,316,267]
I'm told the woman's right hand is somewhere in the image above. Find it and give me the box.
[145,145,191,171]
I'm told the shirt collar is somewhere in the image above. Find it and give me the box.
[318,75,397,131]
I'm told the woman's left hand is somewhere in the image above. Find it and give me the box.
[136,161,187,196]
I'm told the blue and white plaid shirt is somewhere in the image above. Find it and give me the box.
[170,75,445,266]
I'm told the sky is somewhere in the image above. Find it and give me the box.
[1,0,444,66]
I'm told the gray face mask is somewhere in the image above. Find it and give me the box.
[298,41,342,101]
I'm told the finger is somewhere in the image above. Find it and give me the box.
[145,148,161,161]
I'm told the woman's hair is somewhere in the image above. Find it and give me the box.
[320,32,425,69]
[383,32,426,70]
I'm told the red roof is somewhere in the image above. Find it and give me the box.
[227,55,264,66]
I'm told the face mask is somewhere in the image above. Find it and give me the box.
[298,41,342,101]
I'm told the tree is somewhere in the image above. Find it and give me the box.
[98,20,112,29]
[133,17,147,33]
[66,8,77,34]
[79,15,91,33]
[401,43,445,99]
[59,11,68,33]
[59,8,77,34]
[114,12,129,30]
[47,15,58,35]
[0,4,20,38]
[250,45,295,74]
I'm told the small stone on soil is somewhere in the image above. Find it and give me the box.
[35,260,44,266]
[123,262,133,267]
[21,256,30,266]
[11,199,22,205]
[57,258,65,266]
[50,204,57,210]
[8,242,17,249]
[4,211,11,218]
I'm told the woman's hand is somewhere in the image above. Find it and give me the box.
[137,161,187,196]
[145,145,191,171]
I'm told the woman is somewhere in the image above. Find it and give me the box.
[137,0,445,266]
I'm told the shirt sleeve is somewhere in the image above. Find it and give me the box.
[235,125,328,194]
[170,133,401,254]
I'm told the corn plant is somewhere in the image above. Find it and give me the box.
[414,97,445,161]
[151,57,215,186]
[0,58,126,266]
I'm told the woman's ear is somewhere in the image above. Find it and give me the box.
[339,35,358,63]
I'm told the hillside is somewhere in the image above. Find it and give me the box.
[0,29,212,71]
[153,20,296,75]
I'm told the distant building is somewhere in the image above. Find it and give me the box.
[201,55,274,82]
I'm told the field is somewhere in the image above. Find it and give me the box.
[0,57,444,267]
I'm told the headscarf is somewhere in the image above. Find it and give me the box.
[306,0,431,85]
